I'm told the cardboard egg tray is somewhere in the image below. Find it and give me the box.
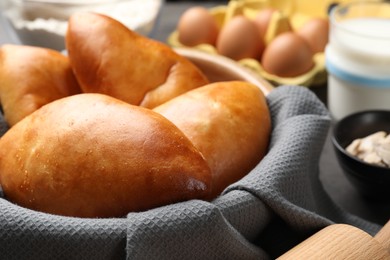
[168,0,350,87]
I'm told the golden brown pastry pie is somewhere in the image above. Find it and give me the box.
[66,12,209,108]
[0,44,81,126]
[0,93,211,218]
[154,81,271,198]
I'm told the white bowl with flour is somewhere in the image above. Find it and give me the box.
[1,0,163,51]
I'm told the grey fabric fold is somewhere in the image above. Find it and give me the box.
[0,86,381,260]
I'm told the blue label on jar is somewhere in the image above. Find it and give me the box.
[326,58,390,88]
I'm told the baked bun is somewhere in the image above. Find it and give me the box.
[154,81,271,198]
[0,44,81,127]
[0,93,211,218]
[66,12,209,108]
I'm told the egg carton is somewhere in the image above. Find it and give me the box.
[168,0,350,87]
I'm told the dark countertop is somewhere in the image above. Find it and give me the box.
[0,1,389,226]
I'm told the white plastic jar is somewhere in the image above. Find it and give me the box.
[326,1,390,120]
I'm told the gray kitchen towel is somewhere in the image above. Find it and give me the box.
[0,86,381,260]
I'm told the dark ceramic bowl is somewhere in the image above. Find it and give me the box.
[332,110,390,200]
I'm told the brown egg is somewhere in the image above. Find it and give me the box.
[261,32,314,77]
[177,6,219,47]
[253,8,276,39]
[216,16,265,61]
[297,18,329,53]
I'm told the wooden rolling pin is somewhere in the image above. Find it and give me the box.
[277,220,390,259]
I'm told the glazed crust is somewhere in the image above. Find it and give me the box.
[0,45,81,127]
[66,12,209,108]
[154,81,271,198]
[0,93,211,218]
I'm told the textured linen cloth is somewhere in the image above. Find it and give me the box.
[0,86,381,260]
